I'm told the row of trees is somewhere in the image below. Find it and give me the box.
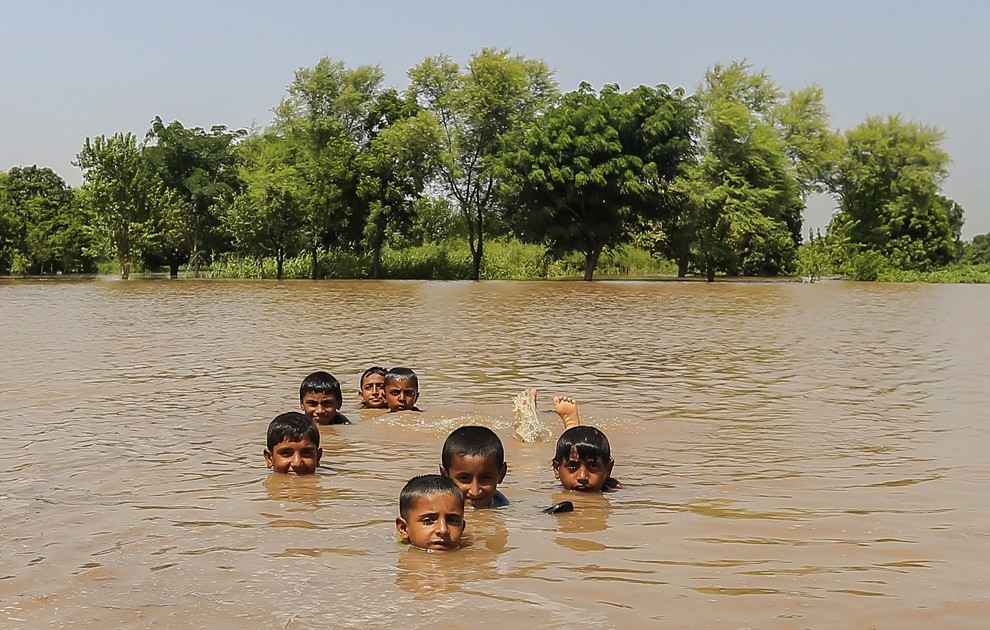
[0,51,978,281]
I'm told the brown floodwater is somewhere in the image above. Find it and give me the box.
[1,278,988,628]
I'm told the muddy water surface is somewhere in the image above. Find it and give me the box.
[1,278,989,628]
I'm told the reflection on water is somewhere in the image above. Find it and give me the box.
[2,278,990,627]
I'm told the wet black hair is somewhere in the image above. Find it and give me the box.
[399,474,464,519]
[267,412,320,451]
[360,366,387,385]
[299,371,343,402]
[552,426,612,465]
[442,425,505,469]
[384,367,418,388]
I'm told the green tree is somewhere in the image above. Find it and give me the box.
[227,135,307,280]
[499,82,695,280]
[0,165,90,274]
[144,117,244,277]
[271,57,383,278]
[963,233,990,265]
[74,133,152,279]
[829,115,961,270]
[685,61,805,280]
[409,48,557,280]
[774,86,842,197]
[356,102,442,278]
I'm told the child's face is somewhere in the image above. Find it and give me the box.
[553,447,613,492]
[359,373,387,408]
[385,378,419,412]
[264,436,322,475]
[300,391,341,425]
[396,493,465,551]
[441,454,507,509]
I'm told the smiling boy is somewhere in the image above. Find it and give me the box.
[440,425,509,508]
[264,412,322,475]
[299,371,351,425]
[396,474,466,552]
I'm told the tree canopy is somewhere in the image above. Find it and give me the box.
[499,82,695,280]
[0,51,975,282]
[828,115,961,270]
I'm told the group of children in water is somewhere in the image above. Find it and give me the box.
[263,367,620,552]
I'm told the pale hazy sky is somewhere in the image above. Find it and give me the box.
[2,1,987,237]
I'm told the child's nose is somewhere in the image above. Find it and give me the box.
[436,518,449,534]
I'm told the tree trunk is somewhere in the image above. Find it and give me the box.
[169,262,180,279]
[677,253,688,278]
[705,254,715,283]
[584,244,603,281]
[471,244,483,281]
[372,243,382,280]
[469,206,483,281]
[276,248,285,281]
[257,256,266,280]
[310,246,318,280]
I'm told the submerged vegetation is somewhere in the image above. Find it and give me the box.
[1,51,984,282]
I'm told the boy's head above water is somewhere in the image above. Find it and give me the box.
[265,412,322,475]
[359,366,388,409]
[384,367,419,412]
[440,425,507,509]
[552,426,614,492]
[299,371,344,425]
[396,474,465,551]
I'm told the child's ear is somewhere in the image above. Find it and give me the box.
[395,517,410,540]
[551,461,560,479]
[605,459,614,478]
[264,449,274,469]
[316,448,324,467]
[439,465,449,478]
[498,462,507,483]
[334,397,342,410]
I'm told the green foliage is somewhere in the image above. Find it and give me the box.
[209,249,367,280]
[204,239,673,280]
[499,82,695,280]
[143,117,245,276]
[875,264,990,283]
[409,48,558,279]
[356,104,443,277]
[0,166,93,275]
[74,133,153,279]
[4,51,977,284]
[961,233,990,265]
[227,135,308,279]
[683,60,815,280]
[841,250,891,281]
[271,57,387,278]
[774,86,843,196]
[830,115,961,270]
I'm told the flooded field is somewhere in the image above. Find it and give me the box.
[1,278,988,627]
